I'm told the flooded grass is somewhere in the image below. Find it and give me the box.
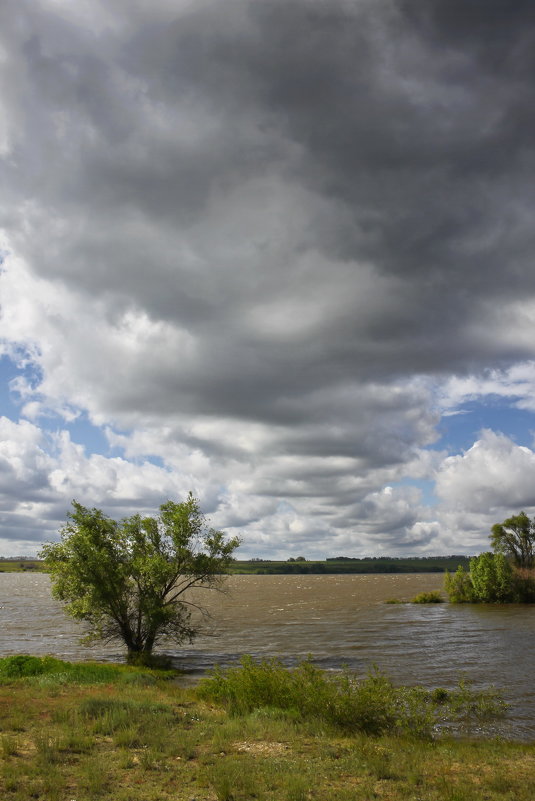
[0,656,534,800]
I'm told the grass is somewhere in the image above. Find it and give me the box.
[0,655,533,801]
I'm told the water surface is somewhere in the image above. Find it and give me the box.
[1,572,534,738]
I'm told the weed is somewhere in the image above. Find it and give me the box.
[1,735,19,757]
[79,756,111,798]
[284,772,311,801]
[34,732,62,765]
[207,758,261,801]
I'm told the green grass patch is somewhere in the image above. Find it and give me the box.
[0,654,174,686]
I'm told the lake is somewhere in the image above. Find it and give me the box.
[1,572,534,739]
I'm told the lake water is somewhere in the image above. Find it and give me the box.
[1,572,534,739]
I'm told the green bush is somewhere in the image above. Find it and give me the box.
[411,591,444,604]
[470,552,515,602]
[197,656,505,739]
[444,565,475,603]
[0,655,66,679]
[445,556,535,604]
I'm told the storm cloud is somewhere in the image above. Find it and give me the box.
[1,0,535,556]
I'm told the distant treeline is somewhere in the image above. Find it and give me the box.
[1,556,471,576]
[230,556,471,575]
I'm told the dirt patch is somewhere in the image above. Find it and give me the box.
[234,740,289,756]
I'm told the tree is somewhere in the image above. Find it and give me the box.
[469,552,514,603]
[40,494,240,664]
[490,512,535,569]
[444,564,475,603]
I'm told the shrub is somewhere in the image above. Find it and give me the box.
[470,552,515,602]
[411,591,444,604]
[444,565,475,603]
[0,655,65,679]
[197,656,505,739]
[446,557,535,604]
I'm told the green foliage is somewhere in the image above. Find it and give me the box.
[411,591,444,603]
[40,494,240,661]
[490,511,535,568]
[470,552,515,602]
[0,655,66,679]
[444,565,475,603]
[197,656,505,739]
[445,551,535,604]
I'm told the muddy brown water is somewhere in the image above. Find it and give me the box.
[1,573,534,739]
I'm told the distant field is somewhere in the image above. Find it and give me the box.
[229,555,471,574]
[0,560,44,573]
[0,556,471,575]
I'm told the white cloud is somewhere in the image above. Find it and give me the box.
[435,430,535,514]
[2,0,535,557]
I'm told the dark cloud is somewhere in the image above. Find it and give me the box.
[1,0,535,555]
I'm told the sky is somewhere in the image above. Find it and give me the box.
[1,0,535,559]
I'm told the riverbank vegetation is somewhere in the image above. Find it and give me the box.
[1,654,533,801]
[445,512,535,603]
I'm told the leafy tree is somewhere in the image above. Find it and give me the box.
[444,565,475,603]
[490,512,535,569]
[41,494,240,663]
[469,552,514,603]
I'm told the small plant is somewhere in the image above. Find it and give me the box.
[1,735,19,757]
[411,591,444,603]
[34,732,62,765]
[384,598,403,604]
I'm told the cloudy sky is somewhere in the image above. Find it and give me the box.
[1,0,535,558]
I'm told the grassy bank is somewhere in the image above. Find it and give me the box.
[1,655,534,801]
